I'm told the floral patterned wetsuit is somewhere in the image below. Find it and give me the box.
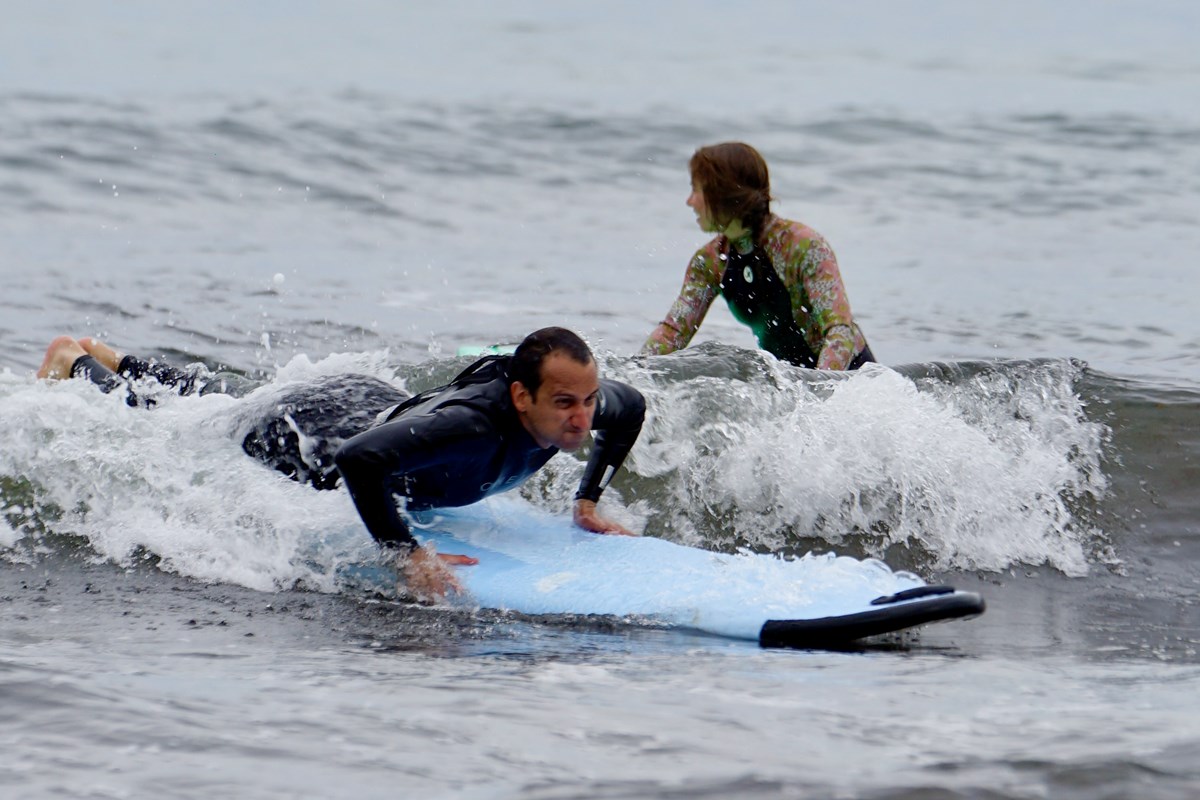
[642,215,871,370]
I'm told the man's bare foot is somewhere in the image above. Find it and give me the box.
[78,338,124,372]
[37,336,87,380]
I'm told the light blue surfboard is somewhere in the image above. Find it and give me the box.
[343,499,984,648]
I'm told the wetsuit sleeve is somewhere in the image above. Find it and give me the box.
[778,229,858,370]
[334,407,497,550]
[575,379,646,503]
[641,241,723,356]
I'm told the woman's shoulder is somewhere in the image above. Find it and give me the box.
[762,215,839,274]
[763,214,826,245]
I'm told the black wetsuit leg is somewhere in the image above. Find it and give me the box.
[234,375,410,490]
[69,353,235,405]
[70,355,129,396]
[69,353,409,490]
[115,354,206,395]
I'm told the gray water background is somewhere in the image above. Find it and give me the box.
[2,2,1200,798]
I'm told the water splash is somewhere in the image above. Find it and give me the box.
[0,363,378,592]
[585,350,1110,576]
[1,349,1112,591]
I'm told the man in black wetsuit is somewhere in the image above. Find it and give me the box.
[36,327,646,599]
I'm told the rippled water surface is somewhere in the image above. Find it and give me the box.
[3,2,1200,798]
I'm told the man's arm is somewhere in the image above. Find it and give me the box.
[573,379,645,534]
[334,407,492,549]
[334,409,488,600]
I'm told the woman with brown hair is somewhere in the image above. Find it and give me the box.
[642,142,874,370]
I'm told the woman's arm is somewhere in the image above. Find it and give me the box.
[641,243,723,356]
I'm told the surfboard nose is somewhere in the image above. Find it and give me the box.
[759,591,987,650]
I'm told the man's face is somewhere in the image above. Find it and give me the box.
[511,352,600,451]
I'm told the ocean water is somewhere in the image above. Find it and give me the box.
[2,2,1200,798]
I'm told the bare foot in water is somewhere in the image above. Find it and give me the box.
[37,336,87,380]
[78,338,124,372]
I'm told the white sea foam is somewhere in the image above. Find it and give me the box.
[596,356,1109,576]
[0,350,1111,592]
[0,369,374,592]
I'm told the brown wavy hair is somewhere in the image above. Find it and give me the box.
[689,142,773,242]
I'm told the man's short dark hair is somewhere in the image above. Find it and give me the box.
[510,327,594,396]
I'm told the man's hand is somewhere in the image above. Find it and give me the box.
[573,499,636,536]
[399,544,478,602]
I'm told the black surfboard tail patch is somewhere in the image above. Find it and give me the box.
[759,590,986,650]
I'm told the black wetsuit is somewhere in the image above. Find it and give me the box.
[69,353,403,490]
[334,356,645,549]
[70,352,645,550]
